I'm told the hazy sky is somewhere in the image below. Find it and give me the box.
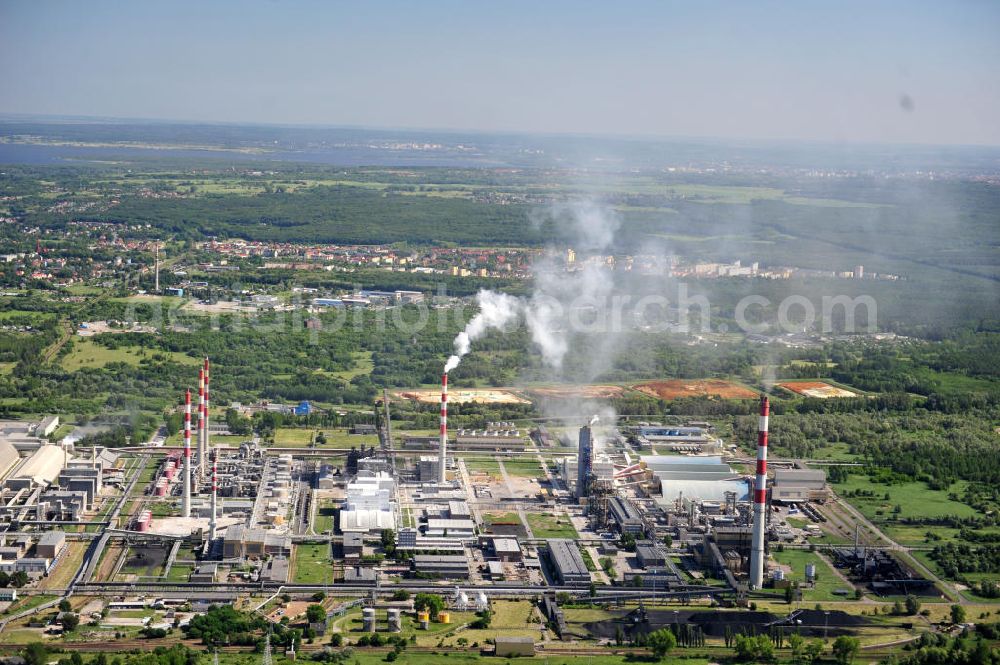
[2,0,999,145]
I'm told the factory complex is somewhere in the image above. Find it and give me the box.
[0,360,938,658]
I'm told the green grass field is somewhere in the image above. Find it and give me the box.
[163,432,247,447]
[768,549,854,601]
[165,563,193,583]
[271,427,377,449]
[325,351,374,381]
[3,594,57,617]
[502,459,544,477]
[313,498,338,534]
[129,457,160,497]
[834,475,978,524]
[907,367,999,395]
[293,542,333,584]
[61,337,199,371]
[482,511,522,528]
[525,512,578,539]
[0,309,57,323]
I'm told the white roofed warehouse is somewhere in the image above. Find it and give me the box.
[0,442,19,481]
[642,455,750,505]
[771,469,827,503]
[5,445,68,491]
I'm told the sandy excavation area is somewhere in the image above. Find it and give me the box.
[778,381,857,398]
[529,385,626,399]
[633,379,757,400]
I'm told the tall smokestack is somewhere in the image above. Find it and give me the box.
[183,388,192,518]
[154,241,160,293]
[209,449,218,542]
[749,395,770,589]
[439,373,448,483]
[198,367,205,485]
[576,425,593,501]
[203,357,210,460]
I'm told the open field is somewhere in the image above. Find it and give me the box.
[271,427,377,449]
[464,458,501,475]
[313,498,338,534]
[324,350,374,381]
[37,541,89,590]
[768,548,854,601]
[482,511,521,527]
[529,384,626,399]
[292,542,333,584]
[503,459,544,477]
[525,511,579,539]
[165,563,193,583]
[778,380,857,398]
[395,388,529,405]
[61,337,199,371]
[834,476,979,524]
[633,379,757,400]
[163,432,247,447]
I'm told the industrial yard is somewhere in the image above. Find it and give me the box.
[0,362,982,663]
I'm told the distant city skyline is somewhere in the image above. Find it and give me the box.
[1,0,999,146]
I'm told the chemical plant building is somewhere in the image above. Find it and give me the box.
[0,440,105,522]
[339,471,397,533]
[453,426,527,451]
[0,530,67,579]
[608,496,644,535]
[5,444,68,491]
[643,455,750,505]
[411,554,469,579]
[424,518,475,539]
[770,469,828,503]
[634,425,720,452]
[544,539,590,586]
[222,525,292,559]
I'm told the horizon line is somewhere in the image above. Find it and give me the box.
[2,112,999,152]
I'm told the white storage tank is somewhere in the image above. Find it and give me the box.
[362,607,377,633]
[387,608,401,632]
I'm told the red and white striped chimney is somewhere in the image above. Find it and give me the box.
[439,373,448,483]
[182,388,192,518]
[749,395,769,588]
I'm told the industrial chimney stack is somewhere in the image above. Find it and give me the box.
[209,449,218,542]
[182,388,192,518]
[576,425,593,501]
[198,367,206,484]
[749,395,770,588]
[203,358,210,461]
[438,373,451,483]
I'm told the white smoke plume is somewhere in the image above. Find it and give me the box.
[525,200,622,372]
[444,289,523,373]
